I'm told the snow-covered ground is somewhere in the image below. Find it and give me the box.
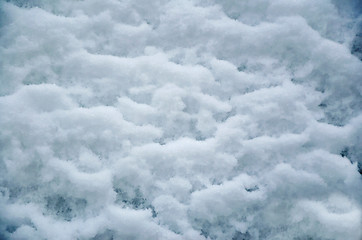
[0,0,361,239]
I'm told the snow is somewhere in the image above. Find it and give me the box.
[0,0,361,239]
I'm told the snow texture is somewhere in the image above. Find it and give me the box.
[0,0,361,239]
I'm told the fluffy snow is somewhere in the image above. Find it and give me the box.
[0,0,361,239]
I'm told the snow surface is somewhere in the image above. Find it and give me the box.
[0,0,361,239]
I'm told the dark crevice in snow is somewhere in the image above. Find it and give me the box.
[351,22,362,60]
[232,231,251,240]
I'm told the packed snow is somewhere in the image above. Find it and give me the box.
[0,0,361,239]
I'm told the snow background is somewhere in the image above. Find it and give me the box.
[0,0,361,239]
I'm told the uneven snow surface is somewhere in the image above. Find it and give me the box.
[0,0,362,239]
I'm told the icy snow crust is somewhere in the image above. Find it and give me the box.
[0,0,361,239]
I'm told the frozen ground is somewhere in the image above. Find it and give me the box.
[0,0,361,239]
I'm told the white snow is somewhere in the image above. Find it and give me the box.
[0,0,361,239]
